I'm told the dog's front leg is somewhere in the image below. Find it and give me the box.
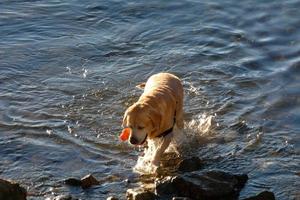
[152,133,173,167]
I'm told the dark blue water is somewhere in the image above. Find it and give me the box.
[0,0,299,199]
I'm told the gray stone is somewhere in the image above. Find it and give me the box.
[243,191,275,200]
[126,187,156,200]
[155,170,248,200]
[0,178,27,200]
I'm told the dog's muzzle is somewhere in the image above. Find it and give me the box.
[129,134,147,146]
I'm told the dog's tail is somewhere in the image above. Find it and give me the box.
[136,82,146,90]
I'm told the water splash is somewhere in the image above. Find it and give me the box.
[133,138,163,174]
[185,113,215,135]
[244,131,264,150]
[133,113,216,174]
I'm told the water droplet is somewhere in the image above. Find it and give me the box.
[66,66,71,73]
[46,129,53,135]
[67,125,73,134]
[256,131,263,139]
[82,68,88,78]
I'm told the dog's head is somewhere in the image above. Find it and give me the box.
[122,103,161,145]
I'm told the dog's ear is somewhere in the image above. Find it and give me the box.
[148,108,161,138]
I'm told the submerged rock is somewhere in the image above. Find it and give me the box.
[64,174,99,189]
[243,191,275,200]
[155,170,248,200]
[0,178,27,200]
[126,187,157,200]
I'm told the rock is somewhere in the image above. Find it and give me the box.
[126,187,157,200]
[243,191,275,200]
[64,178,82,186]
[0,178,27,200]
[155,170,248,200]
[80,174,99,189]
[177,157,204,172]
[107,196,119,200]
[155,176,176,195]
[64,174,99,189]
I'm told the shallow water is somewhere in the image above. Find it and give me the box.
[0,0,299,199]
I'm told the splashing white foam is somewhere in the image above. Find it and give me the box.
[133,113,215,174]
[133,137,162,174]
[185,113,215,135]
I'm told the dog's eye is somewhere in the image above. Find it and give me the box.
[137,126,144,130]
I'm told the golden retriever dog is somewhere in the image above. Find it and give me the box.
[122,72,184,166]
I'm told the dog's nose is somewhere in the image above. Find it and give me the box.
[129,136,139,145]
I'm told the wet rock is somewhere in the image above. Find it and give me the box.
[64,178,82,186]
[106,196,119,200]
[126,187,157,200]
[64,174,99,189]
[155,176,176,195]
[80,174,100,189]
[177,157,204,172]
[0,178,27,200]
[243,191,275,200]
[155,170,248,200]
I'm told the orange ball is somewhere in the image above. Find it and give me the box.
[119,128,131,141]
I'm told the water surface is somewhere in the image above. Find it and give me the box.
[0,0,299,199]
